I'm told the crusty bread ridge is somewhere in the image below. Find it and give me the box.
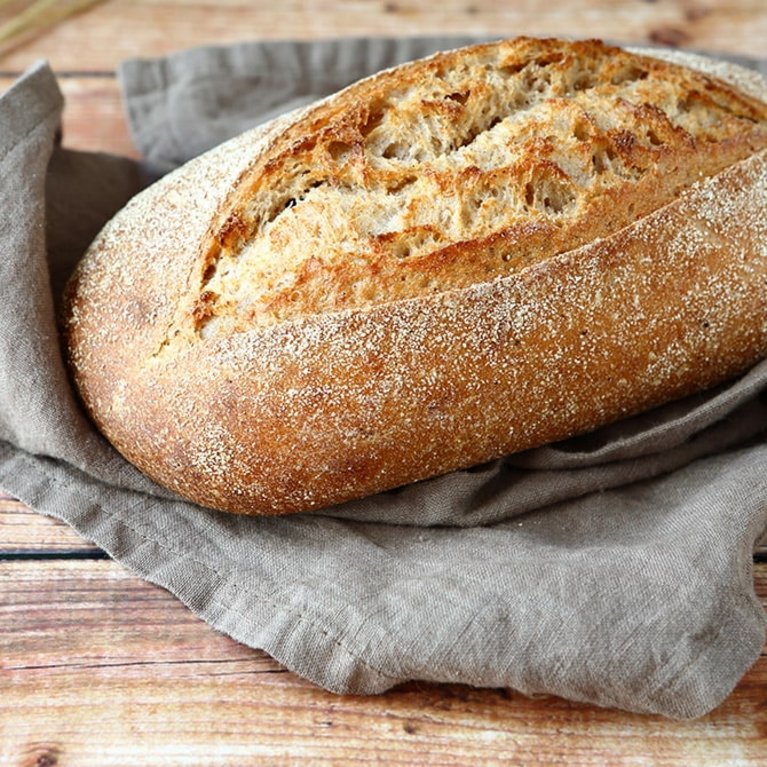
[63,38,767,515]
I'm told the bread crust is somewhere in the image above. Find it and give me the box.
[63,39,767,515]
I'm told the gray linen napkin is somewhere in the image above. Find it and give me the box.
[1,38,766,720]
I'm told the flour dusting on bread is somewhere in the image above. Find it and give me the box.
[187,38,767,338]
[63,39,767,516]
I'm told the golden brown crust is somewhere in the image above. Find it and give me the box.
[187,37,766,338]
[63,39,767,515]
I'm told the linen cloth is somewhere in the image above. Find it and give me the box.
[1,37,766,719]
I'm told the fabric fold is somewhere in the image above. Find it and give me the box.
[0,42,765,718]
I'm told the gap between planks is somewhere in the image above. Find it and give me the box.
[1,0,766,72]
[0,558,765,766]
[4,492,766,558]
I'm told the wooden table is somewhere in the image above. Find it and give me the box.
[1,2,766,764]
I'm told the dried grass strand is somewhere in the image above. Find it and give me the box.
[0,0,105,47]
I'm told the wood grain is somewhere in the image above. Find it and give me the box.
[0,0,766,73]
[0,1,766,761]
[0,74,138,157]
[1,559,765,766]
[3,490,766,557]
[0,495,99,553]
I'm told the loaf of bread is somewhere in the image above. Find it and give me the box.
[63,38,767,516]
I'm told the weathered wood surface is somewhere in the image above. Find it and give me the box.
[0,74,138,157]
[1,0,766,72]
[5,491,766,557]
[1,1,766,762]
[1,559,765,766]
[0,494,100,554]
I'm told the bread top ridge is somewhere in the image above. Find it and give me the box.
[62,40,767,515]
[68,38,767,363]
[157,37,767,345]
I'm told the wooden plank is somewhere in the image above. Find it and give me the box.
[0,495,99,553]
[0,561,767,767]
[0,559,765,766]
[0,74,138,157]
[56,74,138,158]
[0,0,765,73]
[2,490,766,556]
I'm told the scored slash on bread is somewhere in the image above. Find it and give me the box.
[63,38,767,516]
[188,38,767,338]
